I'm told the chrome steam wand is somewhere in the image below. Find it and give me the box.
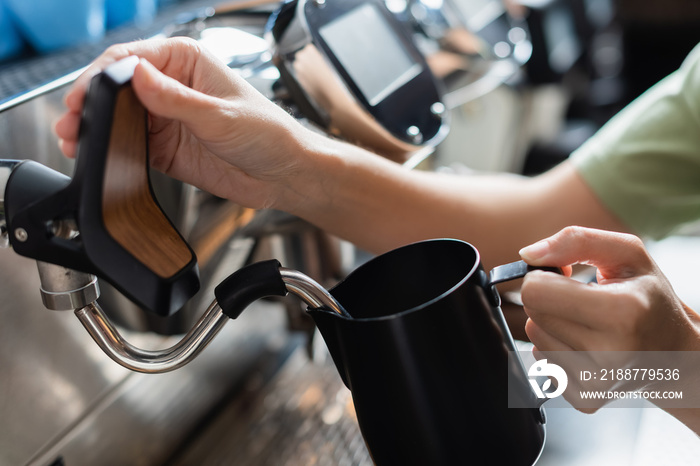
[35,261,347,374]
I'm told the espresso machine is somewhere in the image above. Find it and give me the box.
[0,0,531,464]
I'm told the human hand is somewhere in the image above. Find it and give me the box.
[54,37,317,210]
[519,226,698,353]
[518,226,700,410]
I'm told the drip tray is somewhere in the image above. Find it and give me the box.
[172,340,373,466]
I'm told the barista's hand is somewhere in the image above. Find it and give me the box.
[519,226,699,354]
[54,37,319,211]
[518,227,700,416]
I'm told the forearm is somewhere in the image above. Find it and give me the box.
[55,37,628,271]
[279,132,629,269]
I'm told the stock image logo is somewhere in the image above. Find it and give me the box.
[528,359,568,399]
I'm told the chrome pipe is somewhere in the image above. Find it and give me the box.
[73,264,347,374]
[75,300,229,374]
[279,267,349,317]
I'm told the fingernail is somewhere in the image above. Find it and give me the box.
[519,240,550,262]
[136,58,156,85]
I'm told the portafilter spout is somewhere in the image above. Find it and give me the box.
[40,260,347,374]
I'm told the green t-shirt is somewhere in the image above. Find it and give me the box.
[572,43,700,240]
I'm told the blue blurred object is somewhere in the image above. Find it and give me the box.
[157,0,181,8]
[0,0,24,61]
[4,0,106,53]
[106,0,157,28]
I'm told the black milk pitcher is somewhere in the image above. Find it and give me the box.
[307,239,550,465]
[222,238,558,465]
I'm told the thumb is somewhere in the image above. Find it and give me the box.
[131,58,218,126]
[519,226,654,279]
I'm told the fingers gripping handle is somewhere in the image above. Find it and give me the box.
[93,58,196,279]
[487,260,562,307]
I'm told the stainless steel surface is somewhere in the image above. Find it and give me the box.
[0,69,294,459]
[26,299,293,466]
[0,8,345,461]
[0,249,127,466]
[0,4,355,466]
[0,231,294,465]
[0,2,505,463]
[37,262,101,311]
[0,0,225,109]
[76,300,230,374]
[172,345,373,466]
[0,63,119,466]
[0,69,86,113]
[442,57,520,108]
[164,6,278,100]
[280,267,349,317]
[0,78,74,173]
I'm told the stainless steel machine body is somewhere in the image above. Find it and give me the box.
[0,3,300,464]
[0,1,526,464]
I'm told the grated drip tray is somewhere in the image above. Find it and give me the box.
[172,343,374,466]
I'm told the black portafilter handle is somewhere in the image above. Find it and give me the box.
[1,57,201,318]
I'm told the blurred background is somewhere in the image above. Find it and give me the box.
[1,0,700,465]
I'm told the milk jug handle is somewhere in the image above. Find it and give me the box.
[487,260,562,307]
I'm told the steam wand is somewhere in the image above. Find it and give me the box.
[36,260,348,374]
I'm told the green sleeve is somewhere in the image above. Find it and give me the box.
[571,44,700,240]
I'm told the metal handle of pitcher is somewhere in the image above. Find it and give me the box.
[489,260,562,419]
[487,260,562,307]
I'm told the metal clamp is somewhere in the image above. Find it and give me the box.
[37,261,100,311]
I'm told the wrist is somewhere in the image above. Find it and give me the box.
[653,303,700,434]
[270,127,346,216]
